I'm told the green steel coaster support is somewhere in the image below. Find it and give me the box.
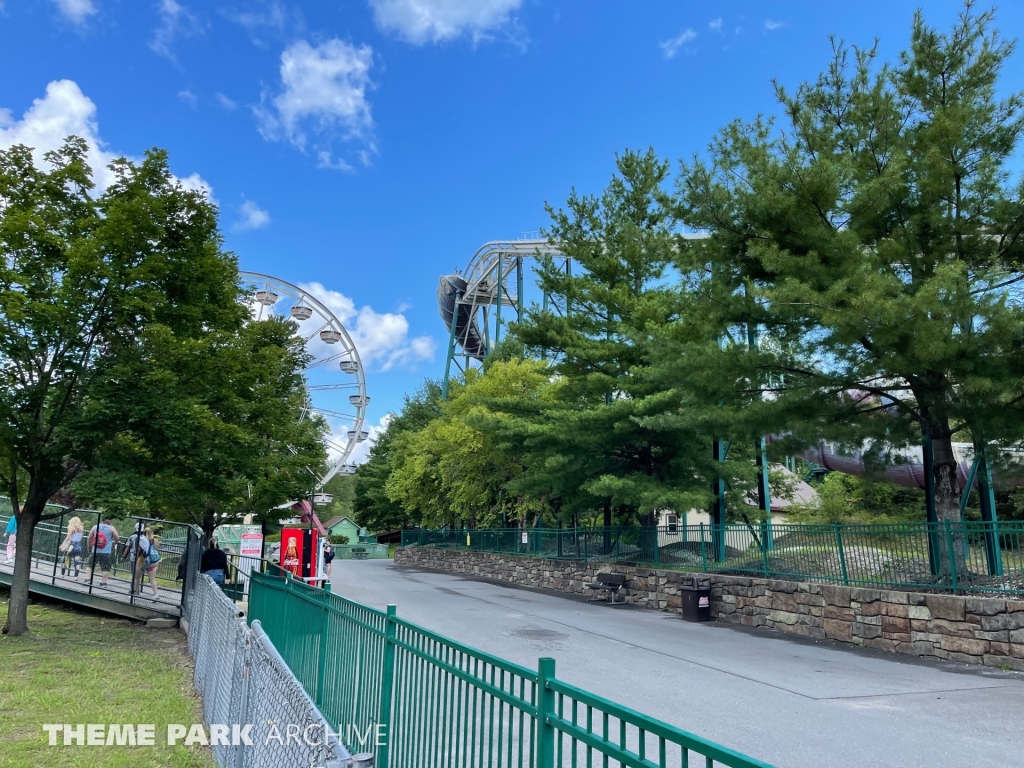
[746,318,772,549]
[482,305,490,355]
[495,260,503,345]
[712,438,729,562]
[541,290,549,361]
[978,449,1002,576]
[960,447,1002,576]
[441,301,460,400]
[755,436,773,551]
[516,256,524,322]
[959,455,979,519]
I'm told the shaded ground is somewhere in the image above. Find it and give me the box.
[0,589,212,768]
[331,558,1024,768]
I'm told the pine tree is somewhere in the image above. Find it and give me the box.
[669,4,1024,575]
[507,149,721,531]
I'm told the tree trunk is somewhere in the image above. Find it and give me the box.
[201,506,216,545]
[930,425,968,579]
[3,496,44,636]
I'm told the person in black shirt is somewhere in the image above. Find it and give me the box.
[323,540,335,577]
[200,538,228,585]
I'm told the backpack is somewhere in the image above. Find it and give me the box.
[94,528,108,549]
[147,545,161,565]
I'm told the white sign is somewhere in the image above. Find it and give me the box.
[521,531,528,544]
[239,532,263,558]
[235,531,264,597]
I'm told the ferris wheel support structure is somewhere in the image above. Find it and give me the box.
[240,271,368,491]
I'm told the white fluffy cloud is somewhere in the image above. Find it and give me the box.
[234,200,271,231]
[150,0,203,61]
[0,80,213,195]
[341,413,391,465]
[369,0,522,45]
[52,0,97,25]
[660,28,697,59]
[299,281,435,372]
[255,39,374,154]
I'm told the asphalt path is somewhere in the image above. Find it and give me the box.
[329,558,1024,768]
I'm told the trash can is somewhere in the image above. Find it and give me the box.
[679,575,711,622]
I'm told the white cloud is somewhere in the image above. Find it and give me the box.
[708,18,723,34]
[234,200,270,231]
[764,19,783,32]
[255,39,374,158]
[177,88,197,107]
[0,80,213,195]
[299,281,435,372]
[224,0,293,38]
[150,0,202,61]
[660,28,696,59]
[215,92,238,110]
[343,414,391,465]
[52,0,97,25]
[316,151,354,172]
[177,172,216,203]
[369,0,522,45]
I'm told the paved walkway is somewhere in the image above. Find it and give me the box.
[330,559,1024,768]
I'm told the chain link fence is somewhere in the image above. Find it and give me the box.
[186,573,356,768]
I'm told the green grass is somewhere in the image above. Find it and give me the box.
[0,590,214,768]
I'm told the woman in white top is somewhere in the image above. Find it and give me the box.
[60,516,85,579]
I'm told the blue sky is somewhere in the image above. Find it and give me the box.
[3,0,1023,458]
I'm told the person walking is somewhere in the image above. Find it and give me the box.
[323,540,335,577]
[128,524,152,595]
[4,514,15,564]
[88,517,120,587]
[59,516,85,579]
[200,538,228,585]
[133,528,160,598]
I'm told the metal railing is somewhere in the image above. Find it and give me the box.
[1,503,204,616]
[248,568,771,768]
[400,521,1024,596]
[188,572,351,768]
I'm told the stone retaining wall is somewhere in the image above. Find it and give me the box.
[394,547,1024,671]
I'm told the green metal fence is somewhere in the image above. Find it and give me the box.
[247,568,772,768]
[401,520,1024,596]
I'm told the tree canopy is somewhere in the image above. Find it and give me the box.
[357,5,1024,549]
[0,139,324,634]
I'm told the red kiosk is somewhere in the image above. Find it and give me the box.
[279,500,326,584]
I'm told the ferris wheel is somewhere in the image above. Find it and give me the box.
[239,271,369,488]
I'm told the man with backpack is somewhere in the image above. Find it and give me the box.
[125,523,148,593]
[88,518,120,587]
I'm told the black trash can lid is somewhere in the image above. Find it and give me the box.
[680,575,710,590]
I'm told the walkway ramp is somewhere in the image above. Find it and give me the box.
[0,509,202,622]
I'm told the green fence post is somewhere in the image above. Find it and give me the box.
[945,520,958,594]
[760,520,769,578]
[537,657,556,768]
[834,522,849,586]
[377,604,397,768]
[699,523,707,573]
[315,582,331,705]
[280,571,292,647]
